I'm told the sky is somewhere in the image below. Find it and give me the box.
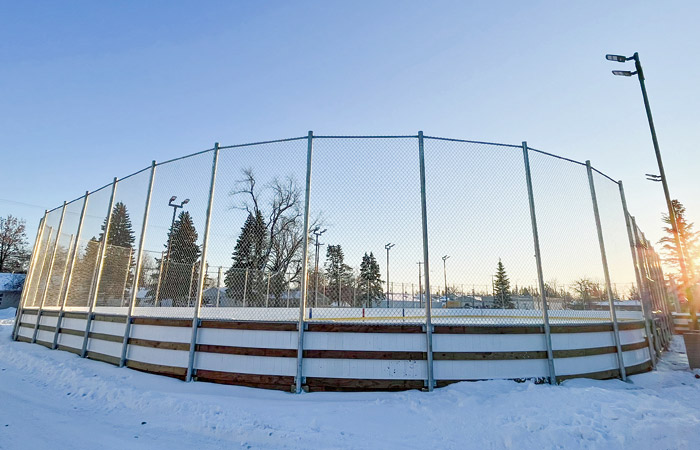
[1,0,699,291]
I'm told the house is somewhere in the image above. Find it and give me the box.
[0,273,26,309]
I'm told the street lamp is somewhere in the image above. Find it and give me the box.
[442,255,450,299]
[312,227,327,308]
[385,243,395,307]
[606,51,696,327]
[417,261,423,308]
[161,196,189,305]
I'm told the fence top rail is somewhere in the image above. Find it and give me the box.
[217,136,308,150]
[526,146,587,167]
[423,135,522,149]
[591,166,619,185]
[314,135,419,139]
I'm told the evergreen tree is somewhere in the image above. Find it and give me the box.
[358,252,383,307]
[158,211,201,306]
[224,211,268,305]
[659,200,699,283]
[324,245,354,306]
[67,237,101,307]
[493,259,513,309]
[95,202,136,304]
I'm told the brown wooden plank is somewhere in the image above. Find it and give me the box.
[306,323,424,333]
[304,350,427,360]
[196,344,296,358]
[38,324,56,333]
[618,321,646,331]
[125,360,187,380]
[88,332,123,343]
[36,340,53,348]
[19,322,35,329]
[57,344,82,355]
[550,323,613,333]
[434,325,544,335]
[86,351,120,365]
[93,313,127,323]
[194,369,294,391]
[556,359,653,382]
[40,310,60,317]
[434,350,546,361]
[59,328,85,337]
[21,309,38,316]
[131,317,192,328]
[129,338,190,351]
[16,335,32,343]
[305,377,424,392]
[199,320,297,331]
[64,312,89,319]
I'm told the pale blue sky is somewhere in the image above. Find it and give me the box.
[2,1,699,290]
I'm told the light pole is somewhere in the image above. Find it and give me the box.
[417,261,423,308]
[606,52,696,328]
[162,196,189,304]
[312,227,327,308]
[442,255,450,299]
[385,243,395,308]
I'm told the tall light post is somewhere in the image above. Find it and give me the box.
[417,261,423,308]
[312,227,327,308]
[162,196,189,304]
[606,52,695,328]
[442,255,450,299]
[385,243,395,307]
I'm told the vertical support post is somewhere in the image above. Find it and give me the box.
[120,248,133,305]
[50,234,74,346]
[586,161,626,380]
[631,216,661,356]
[266,274,271,307]
[243,269,249,307]
[119,162,156,367]
[522,142,556,384]
[216,266,222,307]
[418,131,435,391]
[155,251,164,304]
[619,182,656,367]
[13,212,48,340]
[81,178,118,358]
[185,145,219,382]
[294,131,314,393]
[33,203,68,344]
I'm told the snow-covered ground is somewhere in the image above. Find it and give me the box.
[1,308,699,450]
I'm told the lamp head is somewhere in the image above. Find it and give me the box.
[169,195,177,203]
[181,198,190,205]
[612,70,636,77]
[606,54,629,63]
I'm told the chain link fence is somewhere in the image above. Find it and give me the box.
[19,133,676,344]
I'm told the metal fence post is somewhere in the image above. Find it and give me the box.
[295,131,314,394]
[522,142,556,384]
[32,202,67,344]
[12,212,47,341]
[81,178,118,358]
[631,216,661,355]
[619,182,656,367]
[216,266,222,307]
[120,161,156,367]
[418,131,435,391]
[586,161,626,381]
[186,145,219,382]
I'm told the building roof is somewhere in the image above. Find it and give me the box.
[0,273,26,292]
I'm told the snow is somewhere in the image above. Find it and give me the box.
[1,308,699,449]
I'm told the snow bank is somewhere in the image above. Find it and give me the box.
[1,314,699,449]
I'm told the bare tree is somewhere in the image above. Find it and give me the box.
[0,215,30,273]
[230,169,321,286]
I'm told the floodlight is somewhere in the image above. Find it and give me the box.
[612,70,635,77]
[169,195,177,203]
[182,198,190,205]
[606,54,628,62]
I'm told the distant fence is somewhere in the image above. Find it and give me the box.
[13,133,676,391]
